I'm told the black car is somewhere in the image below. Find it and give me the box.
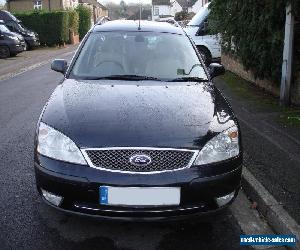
[0,20,25,58]
[34,20,242,221]
[0,10,40,50]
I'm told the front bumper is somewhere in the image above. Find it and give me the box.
[35,154,242,221]
[25,37,40,47]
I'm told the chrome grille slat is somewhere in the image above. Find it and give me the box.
[82,147,198,174]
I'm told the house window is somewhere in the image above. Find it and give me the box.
[34,0,42,10]
[154,6,159,16]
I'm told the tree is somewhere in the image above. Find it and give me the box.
[208,0,299,82]
[119,0,127,18]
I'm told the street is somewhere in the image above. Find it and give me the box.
[0,55,253,250]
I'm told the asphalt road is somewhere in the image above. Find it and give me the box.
[0,55,250,250]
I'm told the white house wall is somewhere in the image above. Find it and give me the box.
[170,0,182,17]
[152,5,172,20]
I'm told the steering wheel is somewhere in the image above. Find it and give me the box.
[96,60,124,72]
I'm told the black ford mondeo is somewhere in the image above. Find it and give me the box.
[34,20,242,221]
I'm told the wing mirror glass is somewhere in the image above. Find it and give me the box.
[51,59,67,74]
[196,20,209,36]
[208,63,225,79]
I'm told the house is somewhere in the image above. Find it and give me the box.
[176,0,209,14]
[6,0,79,12]
[79,0,108,24]
[6,0,108,25]
[151,0,208,20]
[151,0,182,20]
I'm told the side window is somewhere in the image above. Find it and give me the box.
[5,21,16,32]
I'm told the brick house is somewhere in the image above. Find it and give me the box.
[6,0,79,12]
[6,0,108,26]
[79,0,108,24]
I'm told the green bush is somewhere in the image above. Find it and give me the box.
[76,5,91,39]
[208,0,300,83]
[69,10,79,36]
[174,11,194,21]
[15,11,70,46]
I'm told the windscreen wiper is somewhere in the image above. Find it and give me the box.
[168,77,209,82]
[85,75,162,81]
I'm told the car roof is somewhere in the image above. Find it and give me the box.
[0,10,18,22]
[92,20,185,35]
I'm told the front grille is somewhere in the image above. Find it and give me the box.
[83,148,198,173]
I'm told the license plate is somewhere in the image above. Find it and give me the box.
[99,186,180,206]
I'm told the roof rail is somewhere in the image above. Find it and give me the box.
[96,16,111,26]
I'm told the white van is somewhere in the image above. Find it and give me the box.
[184,3,221,65]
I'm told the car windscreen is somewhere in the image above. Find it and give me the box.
[0,24,11,33]
[188,7,209,26]
[70,31,207,81]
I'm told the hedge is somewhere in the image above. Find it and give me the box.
[208,0,300,83]
[69,10,79,36]
[15,11,70,46]
[76,5,91,39]
[174,11,195,21]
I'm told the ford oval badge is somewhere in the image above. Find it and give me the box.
[129,154,152,166]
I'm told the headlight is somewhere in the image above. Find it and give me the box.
[193,125,239,165]
[8,36,18,41]
[37,122,86,165]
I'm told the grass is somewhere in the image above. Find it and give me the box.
[278,111,300,129]
[220,71,300,129]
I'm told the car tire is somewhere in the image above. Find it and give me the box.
[0,46,10,59]
[197,46,212,66]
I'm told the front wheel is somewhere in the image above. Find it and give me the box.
[0,46,10,59]
[197,46,212,66]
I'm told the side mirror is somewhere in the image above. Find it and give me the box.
[208,63,225,79]
[196,21,209,36]
[51,59,67,74]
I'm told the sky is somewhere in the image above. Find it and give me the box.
[0,0,151,5]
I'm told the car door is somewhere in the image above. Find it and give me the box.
[196,18,221,59]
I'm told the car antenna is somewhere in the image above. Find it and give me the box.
[138,0,141,30]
